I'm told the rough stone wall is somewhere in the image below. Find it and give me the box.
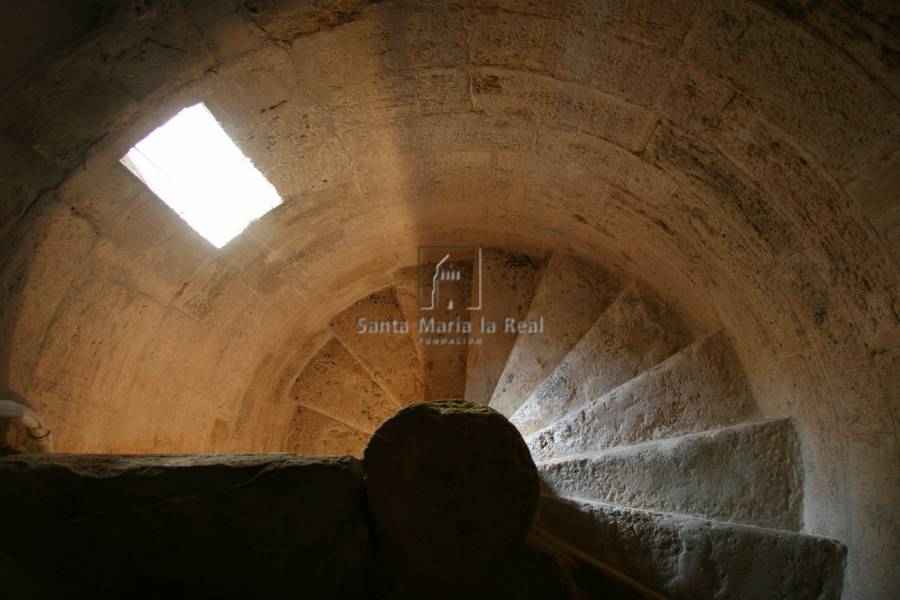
[0,453,372,598]
[0,410,653,599]
[0,1,897,597]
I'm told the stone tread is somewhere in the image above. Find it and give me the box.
[511,281,692,437]
[537,496,846,600]
[490,252,624,417]
[392,266,468,401]
[330,286,427,406]
[285,405,370,457]
[536,418,802,531]
[464,248,547,405]
[288,336,399,430]
[526,330,758,461]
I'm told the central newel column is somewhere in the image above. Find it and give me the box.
[362,400,576,599]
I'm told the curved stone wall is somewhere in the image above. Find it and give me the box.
[0,2,897,597]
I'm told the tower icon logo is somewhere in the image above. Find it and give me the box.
[417,246,483,311]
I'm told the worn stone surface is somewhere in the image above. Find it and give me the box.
[362,399,652,599]
[287,336,397,437]
[465,248,547,404]
[0,453,371,599]
[530,527,668,600]
[370,534,594,600]
[2,414,658,600]
[538,419,802,530]
[538,496,847,600]
[687,1,900,183]
[0,133,62,245]
[0,1,113,97]
[469,67,658,152]
[330,287,427,406]
[527,331,759,461]
[417,256,475,400]
[490,253,623,417]
[391,266,431,382]
[392,265,470,400]
[285,405,371,457]
[512,282,692,437]
[363,400,540,597]
[1,0,215,166]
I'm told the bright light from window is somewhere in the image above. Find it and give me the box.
[120,103,282,248]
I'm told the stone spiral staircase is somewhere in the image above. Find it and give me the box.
[285,248,846,599]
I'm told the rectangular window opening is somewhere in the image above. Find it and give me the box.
[120,102,282,248]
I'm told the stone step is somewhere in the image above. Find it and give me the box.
[391,266,427,358]
[526,331,758,461]
[511,282,691,437]
[284,336,396,455]
[537,496,846,600]
[464,248,547,405]
[537,419,802,530]
[285,406,371,457]
[531,528,669,600]
[490,252,623,417]
[330,287,427,406]
[392,265,468,400]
